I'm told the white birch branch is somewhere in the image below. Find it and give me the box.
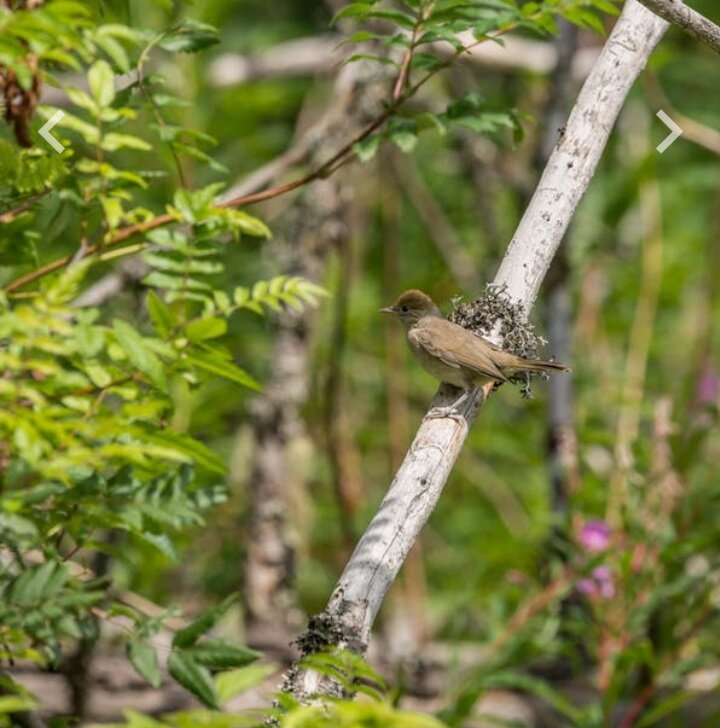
[635,0,720,54]
[493,8,668,305]
[288,0,668,698]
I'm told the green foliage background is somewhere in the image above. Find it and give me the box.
[1,0,720,725]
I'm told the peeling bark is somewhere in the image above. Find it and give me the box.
[636,0,720,54]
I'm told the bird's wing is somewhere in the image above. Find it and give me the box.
[411,318,509,382]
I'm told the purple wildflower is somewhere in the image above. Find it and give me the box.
[576,565,615,600]
[579,520,610,553]
[577,578,597,597]
[696,366,719,406]
[593,566,615,598]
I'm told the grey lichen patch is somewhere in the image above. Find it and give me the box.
[280,610,367,703]
[280,660,347,709]
[296,611,357,656]
[450,283,549,398]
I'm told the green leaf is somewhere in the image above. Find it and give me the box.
[88,60,116,107]
[171,188,196,223]
[101,133,152,152]
[143,271,212,292]
[118,711,165,728]
[146,291,176,338]
[127,641,162,688]
[367,8,417,28]
[43,259,92,304]
[444,90,484,119]
[143,254,222,276]
[216,664,277,703]
[112,319,167,390]
[7,562,68,606]
[184,351,261,391]
[54,109,100,143]
[144,430,227,475]
[634,691,697,728]
[172,594,237,648]
[386,118,418,153]
[0,696,39,714]
[135,531,178,561]
[95,31,131,72]
[416,111,449,135]
[168,651,220,709]
[186,318,227,342]
[284,702,447,728]
[593,0,620,14]
[85,362,112,388]
[65,86,99,113]
[188,640,260,670]
[159,20,220,53]
[225,210,271,238]
[171,143,228,175]
[353,134,382,162]
[332,2,380,23]
[100,196,124,228]
[410,53,445,72]
[346,53,398,67]
[344,30,376,43]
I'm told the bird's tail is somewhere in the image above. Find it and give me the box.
[514,359,570,374]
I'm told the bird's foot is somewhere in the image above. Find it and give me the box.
[426,405,467,425]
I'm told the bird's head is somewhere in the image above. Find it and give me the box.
[380,289,442,328]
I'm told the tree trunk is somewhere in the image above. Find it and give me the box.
[242,61,392,653]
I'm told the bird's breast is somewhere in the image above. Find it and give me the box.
[406,328,469,389]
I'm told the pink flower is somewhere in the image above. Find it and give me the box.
[593,566,615,598]
[577,578,597,597]
[579,521,610,552]
[696,365,719,406]
[577,565,615,600]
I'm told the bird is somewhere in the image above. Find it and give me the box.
[380,289,569,417]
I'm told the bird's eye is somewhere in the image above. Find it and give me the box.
[401,306,409,313]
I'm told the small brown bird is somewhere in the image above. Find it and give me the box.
[381,289,569,415]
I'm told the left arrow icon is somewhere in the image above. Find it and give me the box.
[39,110,66,153]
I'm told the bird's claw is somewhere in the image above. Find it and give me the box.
[426,406,467,425]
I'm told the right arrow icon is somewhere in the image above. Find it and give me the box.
[656,109,683,154]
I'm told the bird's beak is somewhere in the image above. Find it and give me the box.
[379,306,396,315]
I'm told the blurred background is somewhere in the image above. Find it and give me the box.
[3,0,720,724]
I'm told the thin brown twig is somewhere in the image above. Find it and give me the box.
[443,568,573,709]
[392,1,436,101]
[0,189,49,224]
[612,597,715,728]
[617,681,655,728]
[392,32,419,102]
[490,569,573,654]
